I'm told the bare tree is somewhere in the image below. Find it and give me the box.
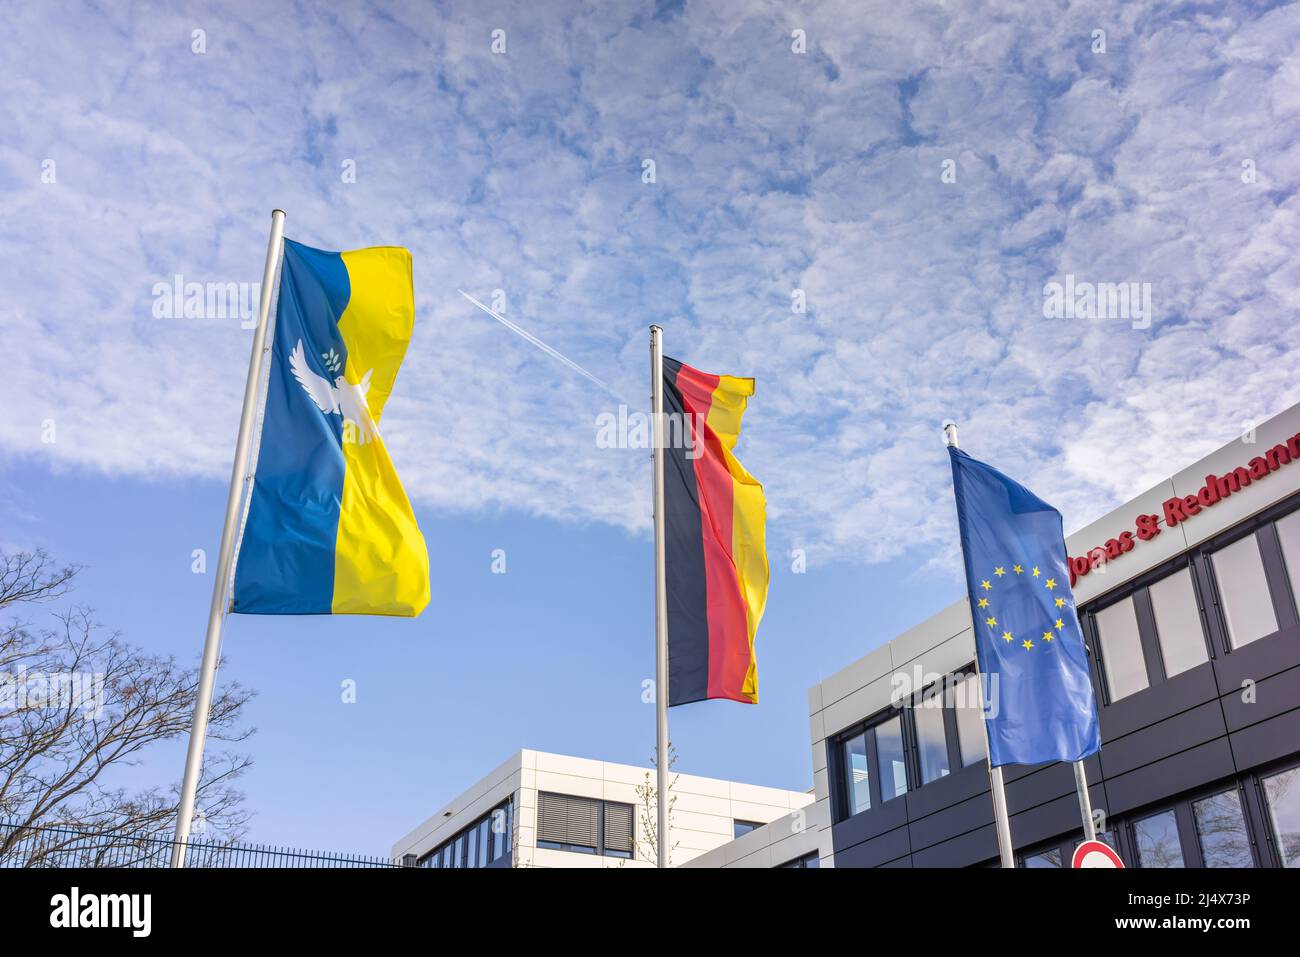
[0,549,254,865]
[631,742,680,867]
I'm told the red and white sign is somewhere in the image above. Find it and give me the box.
[1071,840,1125,869]
[1066,431,1300,587]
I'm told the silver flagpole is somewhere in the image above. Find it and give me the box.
[1074,761,1098,841]
[944,421,1016,869]
[170,209,286,868]
[650,324,671,869]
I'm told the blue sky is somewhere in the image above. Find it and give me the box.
[3,0,1300,853]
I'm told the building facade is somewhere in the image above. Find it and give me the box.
[396,404,1300,869]
[697,401,1300,868]
[390,749,812,868]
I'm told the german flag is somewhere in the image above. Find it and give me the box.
[663,356,768,706]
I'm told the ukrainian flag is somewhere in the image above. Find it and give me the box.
[232,239,429,617]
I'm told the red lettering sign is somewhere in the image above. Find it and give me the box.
[1067,434,1300,587]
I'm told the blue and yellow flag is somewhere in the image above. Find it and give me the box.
[232,239,429,616]
[948,447,1099,767]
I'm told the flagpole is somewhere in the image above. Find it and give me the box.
[944,421,1016,869]
[1074,761,1097,841]
[170,208,286,868]
[650,324,671,869]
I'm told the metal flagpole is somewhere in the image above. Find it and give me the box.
[944,421,1016,869]
[1074,761,1098,842]
[650,324,671,869]
[170,209,286,868]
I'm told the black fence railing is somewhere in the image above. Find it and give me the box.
[0,820,409,868]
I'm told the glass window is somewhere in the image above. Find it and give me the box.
[1275,511,1300,608]
[477,818,492,867]
[779,852,819,868]
[1262,766,1300,867]
[1134,809,1185,868]
[1212,534,1278,648]
[1073,831,1119,861]
[914,688,950,784]
[876,715,908,801]
[733,820,762,838]
[842,732,870,815]
[1193,789,1253,867]
[1148,568,1208,678]
[1096,596,1149,700]
[491,804,511,861]
[468,823,481,868]
[952,672,987,767]
[1023,847,1062,868]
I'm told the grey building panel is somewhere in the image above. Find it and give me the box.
[1102,737,1237,816]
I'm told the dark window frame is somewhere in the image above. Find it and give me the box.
[903,675,958,787]
[1017,828,1121,869]
[944,664,988,770]
[1123,777,1260,869]
[1081,554,1213,706]
[831,707,909,822]
[1195,497,1300,655]
[829,665,985,823]
[777,851,820,868]
[1248,755,1300,868]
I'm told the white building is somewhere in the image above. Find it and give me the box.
[391,749,813,868]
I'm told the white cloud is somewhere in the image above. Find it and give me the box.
[4,0,1300,579]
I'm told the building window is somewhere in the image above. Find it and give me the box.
[1274,511,1300,607]
[536,792,634,858]
[914,687,950,785]
[419,798,513,868]
[833,711,909,821]
[1018,830,1119,869]
[876,715,908,801]
[778,851,819,868]
[1262,765,1300,867]
[833,668,995,820]
[1147,567,1209,678]
[491,802,512,862]
[952,672,987,767]
[1133,809,1185,868]
[1023,847,1062,868]
[841,730,871,816]
[1095,596,1148,701]
[1192,789,1253,868]
[733,819,763,838]
[1211,533,1279,648]
[603,801,634,859]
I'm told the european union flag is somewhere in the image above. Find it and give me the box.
[948,447,1100,768]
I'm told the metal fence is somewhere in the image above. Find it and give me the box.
[0,820,408,868]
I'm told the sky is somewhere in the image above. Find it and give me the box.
[2,0,1299,855]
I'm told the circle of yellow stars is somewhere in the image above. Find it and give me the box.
[975,563,1072,652]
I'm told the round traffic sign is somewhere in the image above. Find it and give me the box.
[1071,839,1124,868]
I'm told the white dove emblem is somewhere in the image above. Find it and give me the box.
[289,339,380,444]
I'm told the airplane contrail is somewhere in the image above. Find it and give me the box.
[457,290,627,401]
